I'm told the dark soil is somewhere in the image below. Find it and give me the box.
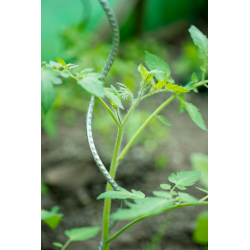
[41,92,208,250]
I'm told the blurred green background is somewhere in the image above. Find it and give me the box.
[41,0,208,139]
[41,1,208,249]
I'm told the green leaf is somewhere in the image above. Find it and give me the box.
[188,25,208,59]
[160,184,171,190]
[53,242,63,248]
[196,187,208,194]
[168,170,201,187]
[193,86,198,93]
[138,63,148,81]
[167,78,175,83]
[77,73,105,98]
[116,82,133,101]
[178,192,200,204]
[56,57,68,68]
[41,206,63,230]
[111,197,175,220]
[150,79,156,92]
[138,64,162,85]
[65,227,100,241]
[97,187,145,200]
[152,191,172,198]
[145,51,171,80]
[176,185,187,190]
[165,83,190,94]
[156,115,172,126]
[60,71,70,78]
[187,80,198,93]
[49,60,61,69]
[192,211,208,244]
[51,206,60,213]
[170,191,177,195]
[175,195,181,200]
[105,88,124,109]
[80,68,94,74]
[191,72,198,83]
[195,45,207,60]
[155,80,167,90]
[66,63,78,70]
[41,69,61,114]
[183,101,207,131]
[190,153,208,188]
[184,81,194,90]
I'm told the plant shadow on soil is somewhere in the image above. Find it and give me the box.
[41,92,208,250]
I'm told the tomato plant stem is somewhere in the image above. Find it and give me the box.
[102,127,123,250]
[118,95,176,163]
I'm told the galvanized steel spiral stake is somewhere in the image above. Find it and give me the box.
[86,0,120,190]
[85,0,120,249]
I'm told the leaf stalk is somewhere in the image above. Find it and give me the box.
[117,95,176,164]
[106,201,208,243]
[96,96,121,127]
[61,239,71,250]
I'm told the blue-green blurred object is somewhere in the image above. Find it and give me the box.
[192,211,208,245]
[41,0,208,61]
[41,0,119,61]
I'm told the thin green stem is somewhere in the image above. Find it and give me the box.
[137,81,145,100]
[96,96,121,127]
[67,69,77,80]
[106,201,208,243]
[116,108,122,124]
[144,213,173,250]
[199,195,208,202]
[170,185,176,193]
[119,88,143,129]
[61,239,71,250]
[193,80,208,88]
[121,103,136,128]
[102,128,124,250]
[118,95,176,164]
[140,89,168,101]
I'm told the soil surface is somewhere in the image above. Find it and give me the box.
[41,92,208,250]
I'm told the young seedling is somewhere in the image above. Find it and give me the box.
[41,1,208,249]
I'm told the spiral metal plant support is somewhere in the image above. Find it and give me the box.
[86,0,120,192]
[85,1,121,248]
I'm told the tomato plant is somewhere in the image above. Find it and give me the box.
[41,1,208,249]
